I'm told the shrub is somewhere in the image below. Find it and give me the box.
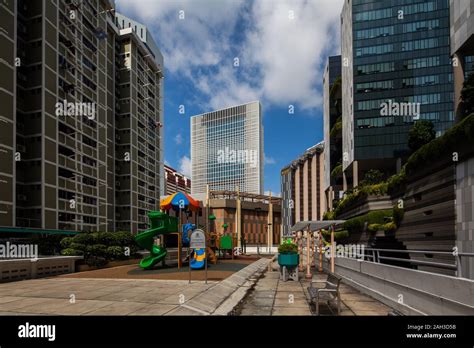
[321,229,349,241]
[106,246,125,259]
[333,189,367,217]
[60,231,138,268]
[360,169,384,186]
[367,224,381,233]
[60,237,74,249]
[323,211,335,221]
[278,243,298,254]
[73,233,94,245]
[61,248,83,256]
[341,209,393,236]
[343,217,365,235]
[366,209,393,224]
[387,166,407,195]
[405,114,474,177]
[383,222,397,233]
[69,242,86,251]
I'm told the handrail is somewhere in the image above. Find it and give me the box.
[363,247,474,257]
[330,246,474,277]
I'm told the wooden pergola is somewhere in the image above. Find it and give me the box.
[291,220,345,275]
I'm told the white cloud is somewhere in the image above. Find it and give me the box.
[178,155,192,178]
[174,133,183,145]
[264,154,276,165]
[116,0,344,111]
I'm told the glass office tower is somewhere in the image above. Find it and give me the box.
[190,101,263,200]
[342,0,454,187]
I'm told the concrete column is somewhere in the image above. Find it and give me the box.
[295,166,301,221]
[303,161,309,221]
[453,52,465,122]
[328,186,334,211]
[353,160,359,188]
[343,171,347,192]
[396,158,402,173]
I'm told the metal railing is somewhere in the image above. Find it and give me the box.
[362,247,474,277]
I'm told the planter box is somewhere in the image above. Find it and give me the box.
[278,253,299,268]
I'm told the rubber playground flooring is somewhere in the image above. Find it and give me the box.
[62,258,256,281]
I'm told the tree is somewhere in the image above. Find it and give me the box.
[408,120,435,153]
[461,72,474,120]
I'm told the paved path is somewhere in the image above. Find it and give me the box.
[238,264,393,316]
[0,258,271,316]
[304,272,393,316]
[238,271,312,316]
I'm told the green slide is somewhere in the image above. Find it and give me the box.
[134,211,178,270]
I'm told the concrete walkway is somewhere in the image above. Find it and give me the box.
[0,258,271,316]
[238,263,393,316]
[238,270,311,316]
[304,272,393,316]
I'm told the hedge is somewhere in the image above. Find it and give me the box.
[388,114,474,194]
[60,231,138,267]
[405,114,474,176]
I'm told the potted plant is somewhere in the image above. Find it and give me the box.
[277,240,299,268]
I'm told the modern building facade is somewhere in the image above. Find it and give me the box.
[323,55,342,211]
[164,164,191,196]
[341,0,454,189]
[450,0,474,120]
[190,101,263,200]
[0,0,164,234]
[280,142,325,237]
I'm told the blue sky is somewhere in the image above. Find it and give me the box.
[116,0,344,195]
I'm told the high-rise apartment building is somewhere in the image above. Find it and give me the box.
[280,142,325,237]
[0,0,164,234]
[114,13,164,233]
[323,55,342,212]
[164,164,191,196]
[190,101,263,200]
[450,0,474,120]
[341,0,454,189]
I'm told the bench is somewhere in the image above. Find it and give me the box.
[307,273,342,315]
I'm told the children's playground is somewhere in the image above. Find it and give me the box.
[65,192,259,281]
